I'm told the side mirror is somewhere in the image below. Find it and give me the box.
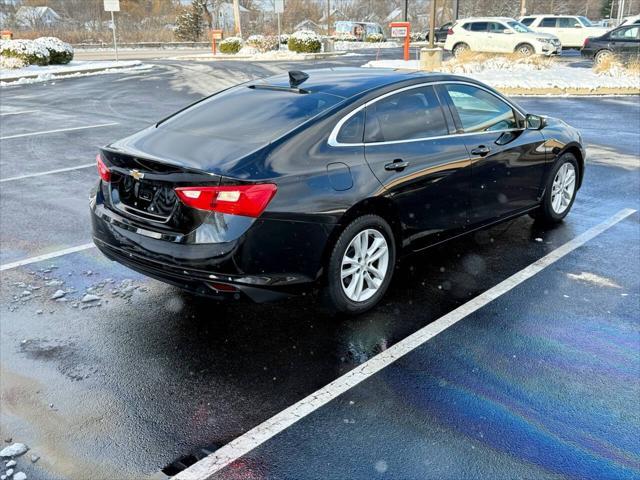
[526,114,546,130]
[503,29,514,34]
[574,24,583,28]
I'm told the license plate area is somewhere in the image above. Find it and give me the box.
[111,174,179,223]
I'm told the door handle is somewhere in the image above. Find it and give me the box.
[470,145,491,156]
[384,159,409,171]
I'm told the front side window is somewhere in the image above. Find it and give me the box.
[364,86,448,143]
[558,17,580,28]
[488,22,508,33]
[610,26,639,39]
[336,110,364,144]
[540,18,557,27]
[444,84,518,133]
[520,17,535,26]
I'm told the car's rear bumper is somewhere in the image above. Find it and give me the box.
[91,192,336,302]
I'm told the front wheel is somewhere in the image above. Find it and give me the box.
[324,215,396,315]
[534,153,579,224]
[595,49,613,65]
[516,43,535,57]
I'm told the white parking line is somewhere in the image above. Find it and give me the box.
[0,243,95,272]
[0,122,118,140]
[0,110,38,116]
[174,207,637,480]
[0,163,95,183]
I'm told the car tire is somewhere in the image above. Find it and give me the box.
[452,43,470,58]
[323,215,396,315]
[515,43,535,57]
[595,49,613,64]
[532,153,579,224]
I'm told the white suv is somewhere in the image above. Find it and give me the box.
[519,15,610,48]
[444,17,561,57]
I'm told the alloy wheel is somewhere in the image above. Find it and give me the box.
[551,162,576,214]
[341,229,389,302]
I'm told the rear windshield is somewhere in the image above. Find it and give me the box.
[159,86,344,143]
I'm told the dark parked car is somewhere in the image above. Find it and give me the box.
[434,22,453,43]
[582,24,640,63]
[91,68,585,314]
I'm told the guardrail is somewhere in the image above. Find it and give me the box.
[71,41,211,49]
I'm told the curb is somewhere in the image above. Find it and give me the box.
[0,62,143,83]
[171,51,347,61]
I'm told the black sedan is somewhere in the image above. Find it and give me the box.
[91,68,585,314]
[581,24,640,63]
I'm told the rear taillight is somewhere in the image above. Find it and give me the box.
[447,27,454,35]
[583,38,589,48]
[175,184,277,217]
[96,153,110,182]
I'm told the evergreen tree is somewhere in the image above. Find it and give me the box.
[174,0,206,42]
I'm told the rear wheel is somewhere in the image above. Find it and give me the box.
[324,215,396,315]
[515,43,535,57]
[533,153,579,224]
[452,43,470,58]
[595,49,613,64]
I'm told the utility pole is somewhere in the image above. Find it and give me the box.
[520,0,527,17]
[326,0,331,36]
[428,0,436,48]
[232,0,242,37]
[403,0,408,22]
[453,0,459,20]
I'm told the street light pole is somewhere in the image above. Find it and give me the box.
[428,0,436,48]
[327,0,331,36]
[404,0,408,22]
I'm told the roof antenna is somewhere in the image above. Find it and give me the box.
[289,70,309,88]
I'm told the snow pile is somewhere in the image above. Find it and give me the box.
[1,60,147,86]
[334,40,401,51]
[288,30,322,53]
[442,55,551,74]
[361,58,640,91]
[0,39,50,66]
[33,36,74,64]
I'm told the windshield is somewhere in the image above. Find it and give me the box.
[578,16,594,26]
[507,21,533,33]
[160,87,344,143]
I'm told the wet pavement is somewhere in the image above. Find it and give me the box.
[0,55,639,480]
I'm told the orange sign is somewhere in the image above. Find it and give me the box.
[0,30,13,40]
[389,22,411,61]
[211,29,223,40]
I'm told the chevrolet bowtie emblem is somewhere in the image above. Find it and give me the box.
[130,169,144,180]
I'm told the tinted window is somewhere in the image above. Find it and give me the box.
[468,22,489,32]
[160,87,343,143]
[540,18,557,27]
[578,16,594,26]
[488,22,507,33]
[610,26,639,39]
[444,84,518,133]
[558,17,580,28]
[520,17,535,26]
[337,110,364,144]
[364,86,448,143]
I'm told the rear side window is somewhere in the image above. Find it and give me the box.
[364,86,448,143]
[520,17,535,26]
[444,84,518,133]
[540,18,557,27]
[467,22,489,32]
[159,86,343,143]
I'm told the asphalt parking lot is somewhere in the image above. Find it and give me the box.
[1,53,639,480]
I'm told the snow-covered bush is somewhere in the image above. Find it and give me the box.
[410,32,427,42]
[219,36,243,54]
[0,55,27,69]
[365,33,385,43]
[34,37,73,64]
[279,34,289,45]
[0,39,50,66]
[288,30,322,53]
[246,34,278,53]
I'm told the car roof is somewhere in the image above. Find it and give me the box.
[250,68,466,99]
[457,17,515,23]
[521,14,579,17]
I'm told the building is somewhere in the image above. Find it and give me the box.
[15,5,60,28]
